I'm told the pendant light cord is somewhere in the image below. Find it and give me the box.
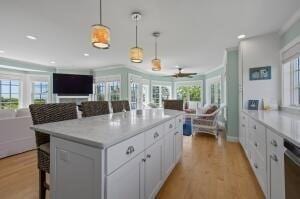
[155,37,158,59]
[135,18,138,47]
[99,0,102,24]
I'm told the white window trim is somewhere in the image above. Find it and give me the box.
[206,76,221,105]
[95,75,122,101]
[28,74,51,105]
[174,80,203,104]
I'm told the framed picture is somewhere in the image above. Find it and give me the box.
[249,66,271,80]
[248,100,259,110]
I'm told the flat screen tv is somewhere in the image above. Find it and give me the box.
[53,73,93,95]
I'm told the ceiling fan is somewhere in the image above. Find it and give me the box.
[167,68,197,78]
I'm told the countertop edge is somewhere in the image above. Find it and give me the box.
[242,110,300,147]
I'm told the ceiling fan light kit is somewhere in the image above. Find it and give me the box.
[130,12,143,63]
[91,0,110,49]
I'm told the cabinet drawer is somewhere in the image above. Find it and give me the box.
[248,118,265,134]
[252,154,267,195]
[145,124,164,148]
[175,115,184,128]
[106,133,145,174]
[164,119,175,132]
[267,129,283,155]
[253,131,266,160]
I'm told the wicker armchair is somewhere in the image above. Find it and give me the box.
[81,101,110,117]
[163,100,184,111]
[191,108,220,138]
[111,100,130,113]
[29,103,77,199]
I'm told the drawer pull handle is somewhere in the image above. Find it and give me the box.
[270,154,278,162]
[254,142,258,147]
[146,154,151,158]
[169,124,173,129]
[271,140,278,147]
[142,158,146,162]
[153,132,159,138]
[254,163,258,169]
[174,131,179,135]
[126,146,135,155]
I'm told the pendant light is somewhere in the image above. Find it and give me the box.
[130,12,143,63]
[152,32,161,71]
[91,0,110,49]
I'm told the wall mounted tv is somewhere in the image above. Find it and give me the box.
[53,73,93,96]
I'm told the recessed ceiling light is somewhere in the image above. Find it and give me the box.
[50,61,56,64]
[0,50,4,53]
[83,53,89,57]
[26,35,37,40]
[238,34,246,39]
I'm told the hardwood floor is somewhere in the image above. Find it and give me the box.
[0,134,264,199]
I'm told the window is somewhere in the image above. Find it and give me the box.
[95,79,121,101]
[130,82,139,109]
[151,84,172,107]
[210,81,221,105]
[0,79,20,109]
[96,82,106,101]
[283,57,300,106]
[108,80,120,101]
[32,81,48,104]
[176,85,202,102]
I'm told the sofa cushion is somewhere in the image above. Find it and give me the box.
[39,142,50,154]
[0,109,16,119]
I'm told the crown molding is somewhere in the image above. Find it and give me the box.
[280,8,300,35]
[204,65,224,75]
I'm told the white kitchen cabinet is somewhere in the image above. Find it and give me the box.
[164,130,175,177]
[174,129,183,163]
[106,152,145,199]
[267,129,285,199]
[145,139,164,199]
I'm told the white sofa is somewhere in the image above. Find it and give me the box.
[0,108,35,159]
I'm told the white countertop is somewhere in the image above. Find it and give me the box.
[243,109,300,147]
[31,109,184,148]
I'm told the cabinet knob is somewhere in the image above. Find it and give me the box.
[270,154,278,162]
[142,158,146,162]
[179,119,182,123]
[174,131,179,135]
[169,124,173,129]
[153,132,159,138]
[271,140,278,147]
[126,146,135,155]
[253,125,257,130]
[146,154,151,158]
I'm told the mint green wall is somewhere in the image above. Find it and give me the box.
[226,50,239,138]
[205,67,224,79]
[281,19,300,48]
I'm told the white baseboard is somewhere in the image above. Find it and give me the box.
[226,135,239,142]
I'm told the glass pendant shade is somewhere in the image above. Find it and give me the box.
[91,24,110,49]
[130,47,144,63]
[152,58,161,71]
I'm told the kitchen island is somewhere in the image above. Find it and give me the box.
[31,109,184,199]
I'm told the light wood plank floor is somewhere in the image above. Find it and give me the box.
[0,134,264,199]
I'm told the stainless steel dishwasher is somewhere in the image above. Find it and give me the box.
[284,140,300,199]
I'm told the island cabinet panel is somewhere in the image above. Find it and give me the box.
[145,139,164,199]
[267,129,285,199]
[164,130,175,178]
[106,152,145,199]
[106,132,145,175]
[50,137,103,199]
[174,129,183,163]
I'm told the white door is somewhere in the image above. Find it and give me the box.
[174,130,183,163]
[106,152,145,199]
[145,139,164,199]
[164,131,174,177]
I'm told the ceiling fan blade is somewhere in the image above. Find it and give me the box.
[181,73,197,76]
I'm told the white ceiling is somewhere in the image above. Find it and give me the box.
[0,0,300,74]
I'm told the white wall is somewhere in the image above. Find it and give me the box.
[239,32,280,109]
